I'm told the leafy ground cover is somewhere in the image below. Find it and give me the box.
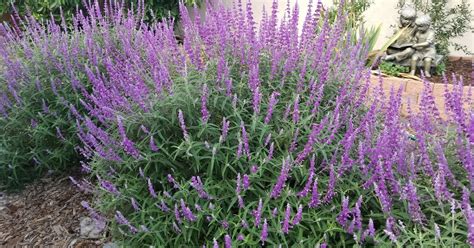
[0,0,473,247]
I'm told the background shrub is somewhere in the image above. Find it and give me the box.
[397,0,474,55]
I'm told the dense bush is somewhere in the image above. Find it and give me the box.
[0,0,201,24]
[1,0,473,247]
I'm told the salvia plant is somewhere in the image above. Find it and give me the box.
[0,0,473,247]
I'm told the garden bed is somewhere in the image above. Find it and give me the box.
[430,57,473,85]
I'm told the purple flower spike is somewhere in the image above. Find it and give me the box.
[270,158,291,199]
[168,174,180,189]
[191,176,210,199]
[201,84,210,123]
[264,91,280,124]
[147,177,157,198]
[241,121,250,158]
[100,179,120,195]
[261,218,268,244]
[292,204,303,225]
[309,177,320,208]
[253,198,263,227]
[282,203,291,234]
[298,155,316,198]
[150,136,159,152]
[180,199,197,222]
[213,238,219,248]
[115,210,137,234]
[131,197,140,211]
[243,174,250,190]
[337,196,350,226]
[224,234,232,248]
[253,86,262,115]
[238,195,245,208]
[237,234,245,241]
[220,117,230,143]
[293,94,300,124]
[178,109,190,141]
[236,173,242,194]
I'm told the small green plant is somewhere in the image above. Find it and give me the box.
[379,61,410,76]
[398,0,474,55]
[435,61,446,76]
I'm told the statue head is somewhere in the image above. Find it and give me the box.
[399,5,417,27]
[415,15,431,31]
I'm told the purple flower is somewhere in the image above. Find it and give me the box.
[115,210,137,233]
[282,203,291,234]
[240,121,250,158]
[261,218,268,244]
[168,174,180,189]
[293,94,300,124]
[191,176,210,199]
[224,234,232,248]
[243,174,250,190]
[337,196,350,226]
[253,198,263,227]
[150,136,159,152]
[131,197,140,211]
[221,220,229,229]
[252,86,261,115]
[100,179,120,195]
[236,173,242,194]
[158,199,169,212]
[238,195,245,208]
[297,155,316,198]
[403,180,424,223]
[251,165,259,174]
[270,158,291,199]
[220,117,230,143]
[264,133,272,147]
[237,234,245,241]
[178,109,190,141]
[264,91,280,124]
[289,128,299,152]
[201,84,210,123]
[147,177,157,198]
[292,204,303,225]
[295,123,324,164]
[308,177,320,208]
[180,199,197,222]
[121,137,140,159]
[174,203,182,224]
[213,238,219,248]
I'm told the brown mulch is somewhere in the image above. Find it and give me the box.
[430,58,473,86]
[0,176,104,247]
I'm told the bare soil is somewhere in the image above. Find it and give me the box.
[0,175,105,247]
[430,58,473,86]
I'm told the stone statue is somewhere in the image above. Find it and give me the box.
[384,5,417,64]
[409,15,437,77]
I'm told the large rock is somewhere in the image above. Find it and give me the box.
[80,217,103,239]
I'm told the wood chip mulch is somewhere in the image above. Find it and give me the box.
[0,176,105,247]
[430,58,473,86]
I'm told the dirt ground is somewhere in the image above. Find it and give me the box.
[430,58,473,86]
[0,176,105,247]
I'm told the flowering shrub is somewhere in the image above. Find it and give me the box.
[0,0,473,247]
